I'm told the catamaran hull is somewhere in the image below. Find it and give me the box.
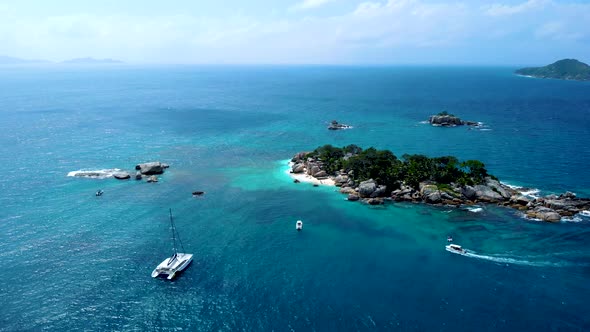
[151,253,193,279]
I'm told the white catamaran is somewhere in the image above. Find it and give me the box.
[151,209,193,280]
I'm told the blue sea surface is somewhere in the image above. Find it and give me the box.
[1,65,589,331]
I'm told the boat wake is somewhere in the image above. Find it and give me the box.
[460,250,576,268]
[67,168,122,179]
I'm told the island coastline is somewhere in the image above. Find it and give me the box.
[287,145,590,223]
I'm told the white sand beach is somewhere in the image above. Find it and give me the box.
[286,162,335,186]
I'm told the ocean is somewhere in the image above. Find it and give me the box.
[1,65,589,331]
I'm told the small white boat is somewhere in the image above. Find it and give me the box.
[296,220,303,231]
[95,189,104,196]
[445,244,467,255]
[152,209,193,280]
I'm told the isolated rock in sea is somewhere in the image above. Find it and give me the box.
[146,175,158,183]
[328,120,351,130]
[113,171,131,180]
[135,162,168,175]
[429,114,463,126]
[135,171,142,180]
[428,112,479,127]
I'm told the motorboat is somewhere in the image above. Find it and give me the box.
[95,190,104,196]
[152,209,193,280]
[445,244,467,255]
[296,220,303,231]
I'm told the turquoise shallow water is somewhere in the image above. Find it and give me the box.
[1,65,589,331]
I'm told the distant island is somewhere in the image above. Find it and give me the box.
[428,111,479,127]
[62,57,123,64]
[0,55,49,64]
[515,59,590,81]
[289,144,590,222]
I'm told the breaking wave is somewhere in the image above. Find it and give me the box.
[502,182,541,198]
[67,168,122,179]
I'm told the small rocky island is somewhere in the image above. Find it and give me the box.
[515,59,590,81]
[290,145,590,222]
[328,120,351,130]
[68,161,169,183]
[428,112,479,127]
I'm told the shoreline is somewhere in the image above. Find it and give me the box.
[286,161,336,186]
[287,147,590,222]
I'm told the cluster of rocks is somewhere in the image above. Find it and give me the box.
[429,114,479,127]
[110,161,169,183]
[328,120,352,130]
[134,161,169,182]
[290,152,330,179]
[290,152,590,222]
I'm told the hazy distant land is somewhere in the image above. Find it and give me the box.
[0,55,123,65]
[516,59,590,81]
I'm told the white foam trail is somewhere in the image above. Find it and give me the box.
[463,251,566,267]
[67,168,122,179]
[466,207,483,213]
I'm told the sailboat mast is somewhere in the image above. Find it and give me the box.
[169,208,178,255]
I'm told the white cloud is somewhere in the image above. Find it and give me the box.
[485,0,549,16]
[0,0,589,64]
[290,0,335,11]
[535,21,586,41]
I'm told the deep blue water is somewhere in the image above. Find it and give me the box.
[1,65,589,331]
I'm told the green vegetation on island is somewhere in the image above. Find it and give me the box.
[515,59,590,81]
[305,144,491,190]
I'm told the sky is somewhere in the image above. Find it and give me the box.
[0,0,589,65]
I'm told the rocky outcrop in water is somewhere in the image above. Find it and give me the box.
[135,162,169,175]
[328,120,352,130]
[113,171,131,180]
[428,113,479,127]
